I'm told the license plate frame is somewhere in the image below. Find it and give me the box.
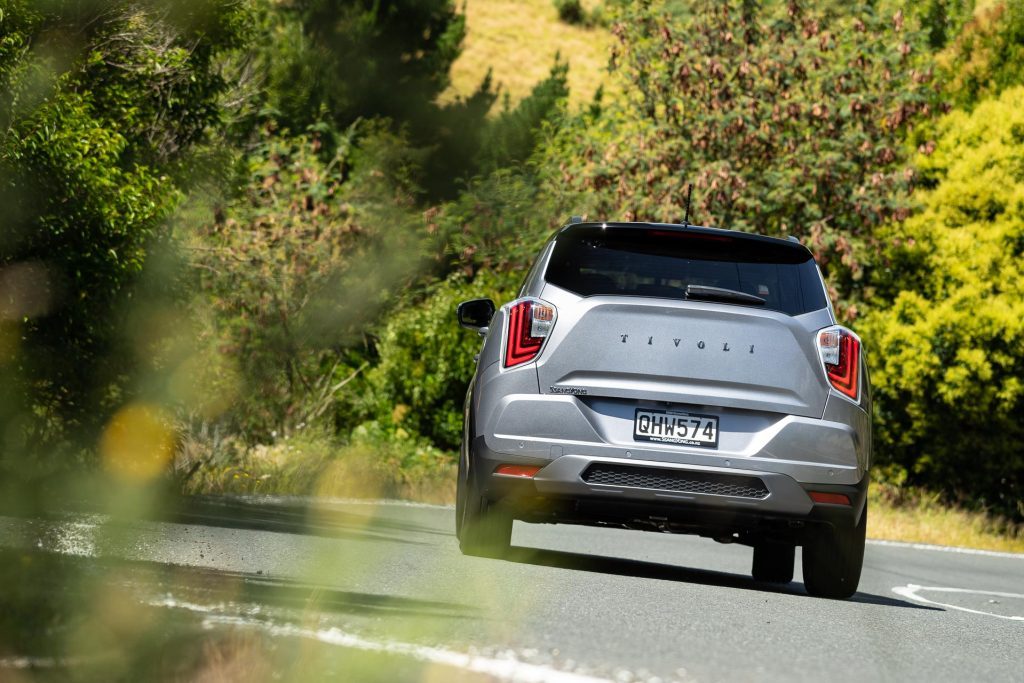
[633,408,720,449]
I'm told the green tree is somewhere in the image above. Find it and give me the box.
[251,0,496,198]
[543,0,936,314]
[479,60,570,174]
[860,86,1024,520]
[0,0,249,446]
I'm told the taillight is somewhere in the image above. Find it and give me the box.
[817,326,861,401]
[504,298,555,368]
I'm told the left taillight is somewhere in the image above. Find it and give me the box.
[817,325,861,402]
[504,298,556,368]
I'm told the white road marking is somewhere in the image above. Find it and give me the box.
[892,584,1024,621]
[868,539,1024,559]
[152,597,614,683]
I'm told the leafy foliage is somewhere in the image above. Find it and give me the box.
[356,270,520,450]
[361,270,521,449]
[861,86,1024,519]
[544,0,937,313]
[251,0,496,198]
[479,61,569,173]
[938,0,1024,107]
[0,0,248,440]
[187,124,426,441]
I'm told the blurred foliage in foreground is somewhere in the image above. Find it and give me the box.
[1,0,1024,526]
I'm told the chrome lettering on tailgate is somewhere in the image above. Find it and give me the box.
[549,385,587,395]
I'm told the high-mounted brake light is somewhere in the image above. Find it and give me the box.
[817,326,861,401]
[504,298,556,368]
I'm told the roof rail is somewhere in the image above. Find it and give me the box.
[569,215,583,224]
[787,235,801,244]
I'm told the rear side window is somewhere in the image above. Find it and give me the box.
[545,227,828,316]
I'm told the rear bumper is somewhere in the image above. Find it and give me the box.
[469,437,867,542]
[481,393,869,486]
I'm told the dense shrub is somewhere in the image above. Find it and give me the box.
[938,0,1024,107]
[544,0,937,313]
[555,0,586,25]
[861,87,1024,520]
[357,270,520,450]
[187,124,426,441]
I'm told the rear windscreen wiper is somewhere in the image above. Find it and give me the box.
[685,284,766,306]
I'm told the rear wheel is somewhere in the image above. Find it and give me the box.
[802,505,867,599]
[752,542,795,584]
[457,466,512,558]
[455,451,468,540]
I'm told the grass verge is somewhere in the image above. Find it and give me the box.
[178,429,455,504]
[867,480,1024,553]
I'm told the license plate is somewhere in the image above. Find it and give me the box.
[633,409,719,448]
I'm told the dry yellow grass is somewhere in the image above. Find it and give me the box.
[442,0,614,111]
[868,485,1024,553]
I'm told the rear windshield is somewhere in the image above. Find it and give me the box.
[545,227,828,316]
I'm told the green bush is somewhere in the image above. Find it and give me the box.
[860,86,1024,520]
[187,124,426,442]
[554,0,586,25]
[358,270,521,450]
[938,0,1024,108]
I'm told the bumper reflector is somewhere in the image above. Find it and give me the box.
[809,491,851,505]
[494,464,542,478]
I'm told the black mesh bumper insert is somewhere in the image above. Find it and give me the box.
[582,463,770,500]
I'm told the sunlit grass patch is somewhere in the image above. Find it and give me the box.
[178,429,455,504]
[868,482,1024,553]
[443,0,613,110]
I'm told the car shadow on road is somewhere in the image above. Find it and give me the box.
[503,546,941,610]
[162,495,445,546]
[2,547,478,622]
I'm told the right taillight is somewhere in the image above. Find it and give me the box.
[817,326,861,401]
[504,298,555,368]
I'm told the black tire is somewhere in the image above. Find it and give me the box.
[457,468,512,558]
[752,542,795,584]
[802,504,867,599]
[455,450,467,541]
[459,496,512,558]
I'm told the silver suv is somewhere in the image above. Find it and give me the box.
[455,221,870,599]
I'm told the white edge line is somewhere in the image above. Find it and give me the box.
[867,539,1024,559]
[892,584,1024,621]
[152,598,612,683]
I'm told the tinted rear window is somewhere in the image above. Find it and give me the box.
[545,227,828,316]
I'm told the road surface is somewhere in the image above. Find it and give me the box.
[1,496,1021,681]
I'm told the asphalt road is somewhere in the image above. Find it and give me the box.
[2,496,1022,682]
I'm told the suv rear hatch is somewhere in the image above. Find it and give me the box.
[535,225,832,418]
